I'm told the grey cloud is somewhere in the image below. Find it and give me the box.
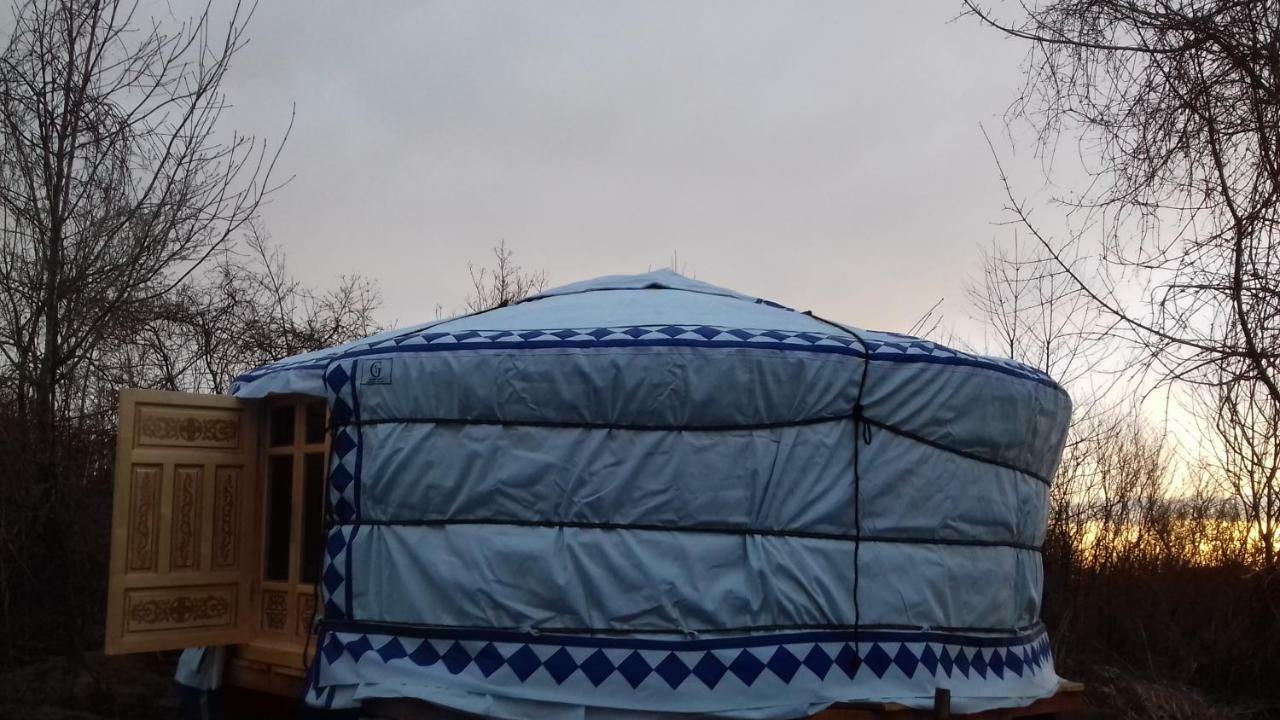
[201,1,1048,333]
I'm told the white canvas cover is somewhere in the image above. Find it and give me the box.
[234,270,1071,718]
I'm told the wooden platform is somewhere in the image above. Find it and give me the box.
[813,681,1085,719]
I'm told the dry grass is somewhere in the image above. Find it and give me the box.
[1082,666,1262,720]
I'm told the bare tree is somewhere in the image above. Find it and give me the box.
[965,0,1280,574]
[968,231,1112,393]
[0,0,285,655]
[962,6,1280,699]
[1198,375,1280,569]
[121,221,382,394]
[965,0,1280,397]
[464,240,548,312]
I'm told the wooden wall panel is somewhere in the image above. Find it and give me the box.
[212,466,241,571]
[123,584,237,633]
[126,465,162,573]
[169,466,203,571]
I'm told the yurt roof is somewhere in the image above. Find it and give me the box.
[232,269,1063,400]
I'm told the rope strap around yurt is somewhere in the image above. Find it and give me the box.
[849,358,873,651]
[802,310,875,656]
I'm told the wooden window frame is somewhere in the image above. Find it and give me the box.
[228,395,328,694]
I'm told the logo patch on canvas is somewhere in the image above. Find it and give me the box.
[360,358,393,386]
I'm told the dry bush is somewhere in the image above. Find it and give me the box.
[1040,410,1280,716]
[1084,666,1248,720]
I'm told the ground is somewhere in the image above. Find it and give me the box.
[0,651,334,720]
[0,651,176,719]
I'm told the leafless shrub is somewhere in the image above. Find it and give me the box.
[1196,374,1280,570]
[963,2,1280,709]
[117,221,382,394]
[964,0,1280,400]
[0,0,293,658]
[0,0,386,665]
[1086,666,1248,720]
[464,240,547,312]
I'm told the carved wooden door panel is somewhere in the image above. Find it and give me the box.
[105,389,260,654]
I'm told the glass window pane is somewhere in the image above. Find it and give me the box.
[304,401,327,445]
[265,454,293,581]
[301,453,326,584]
[269,405,295,447]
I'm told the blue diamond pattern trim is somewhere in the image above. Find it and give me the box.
[332,430,356,459]
[325,531,347,559]
[728,650,765,686]
[323,598,343,619]
[543,648,578,685]
[655,653,691,689]
[324,359,360,536]
[940,646,954,677]
[322,634,344,664]
[766,647,801,682]
[346,636,373,662]
[320,525,356,623]
[329,462,353,491]
[441,642,471,675]
[322,564,344,594]
[803,645,833,680]
[376,638,407,662]
[239,305,1069,396]
[972,648,989,679]
[919,644,938,676]
[835,643,861,679]
[893,644,919,678]
[990,648,1005,679]
[317,324,1061,391]
[506,645,541,682]
[473,643,505,678]
[408,638,440,666]
[325,365,350,393]
[864,644,892,678]
[313,627,1055,696]
[692,652,728,688]
[617,652,653,689]
[579,650,615,687]
[1007,647,1023,677]
[330,397,351,424]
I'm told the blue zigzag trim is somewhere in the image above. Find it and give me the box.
[347,326,1061,391]
[308,623,1054,699]
[235,325,1062,393]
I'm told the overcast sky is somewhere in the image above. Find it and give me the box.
[214,1,1053,339]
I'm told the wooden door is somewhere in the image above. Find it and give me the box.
[104,389,260,654]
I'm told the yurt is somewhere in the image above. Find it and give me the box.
[106,270,1072,718]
